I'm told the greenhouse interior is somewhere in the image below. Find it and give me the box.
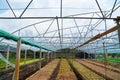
[0,0,120,80]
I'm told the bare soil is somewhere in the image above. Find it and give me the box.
[26,59,60,80]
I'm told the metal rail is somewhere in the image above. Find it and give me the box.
[0,17,115,19]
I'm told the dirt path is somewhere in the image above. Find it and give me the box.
[26,59,60,80]
[76,59,120,80]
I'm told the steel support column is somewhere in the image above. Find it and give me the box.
[43,53,46,59]
[55,53,56,59]
[39,48,42,69]
[47,52,49,61]
[51,53,53,60]
[84,52,85,59]
[13,38,21,80]
[103,42,108,65]
[94,51,97,60]
[34,51,36,59]
[24,50,27,64]
[6,45,10,69]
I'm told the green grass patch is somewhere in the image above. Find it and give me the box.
[20,59,40,65]
[96,57,120,63]
[0,60,6,70]
[0,58,44,70]
[107,58,120,63]
[20,58,44,65]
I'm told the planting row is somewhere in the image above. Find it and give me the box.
[82,59,120,73]
[76,59,120,80]
[26,59,107,80]
[69,60,105,80]
[56,59,77,80]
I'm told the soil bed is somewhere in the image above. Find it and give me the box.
[56,59,77,80]
[26,59,60,80]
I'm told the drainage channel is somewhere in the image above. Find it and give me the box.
[68,60,83,80]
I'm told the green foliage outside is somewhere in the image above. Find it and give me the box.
[0,58,41,70]
[96,57,120,63]
[56,48,80,59]
[95,54,120,63]
[0,51,44,70]
[108,58,120,63]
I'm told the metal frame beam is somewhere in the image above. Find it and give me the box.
[56,17,62,48]
[110,0,118,18]
[0,17,115,19]
[43,19,55,37]
[19,0,33,17]
[75,24,120,49]
[6,0,16,17]
[73,17,82,43]
[95,0,105,18]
